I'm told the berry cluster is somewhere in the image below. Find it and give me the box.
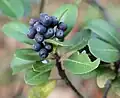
[27,13,67,59]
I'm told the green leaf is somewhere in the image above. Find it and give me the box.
[21,0,31,16]
[2,22,35,45]
[24,68,50,85]
[63,52,100,74]
[62,29,91,51]
[32,62,54,73]
[0,0,24,18]
[85,19,120,49]
[53,4,78,36]
[28,80,56,98]
[111,78,120,97]
[97,68,115,88]
[15,48,40,61]
[11,56,36,74]
[88,38,120,62]
[84,5,102,22]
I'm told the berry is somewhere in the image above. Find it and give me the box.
[33,21,40,27]
[29,18,38,26]
[27,27,37,39]
[44,28,54,39]
[40,13,48,17]
[33,43,42,52]
[51,16,58,27]
[35,24,47,34]
[44,42,53,52]
[35,33,44,43]
[39,48,48,59]
[55,29,64,39]
[40,14,52,27]
[57,22,67,31]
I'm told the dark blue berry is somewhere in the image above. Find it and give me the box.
[44,28,54,39]
[44,43,53,52]
[33,43,42,52]
[35,24,47,34]
[57,22,67,31]
[39,48,48,59]
[55,29,64,39]
[35,33,44,43]
[27,27,37,39]
[29,18,38,26]
[40,14,52,27]
[51,16,58,27]
[33,21,40,27]
[40,13,48,17]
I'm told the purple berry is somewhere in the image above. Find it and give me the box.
[35,33,44,43]
[35,24,47,34]
[39,48,48,59]
[29,18,38,26]
[55,29,64,39]
[51,16,58,27]
[33,43,43,52]
[57,22,67,31]
[40,14,52,27]
[44,42,53,52]
[44,28,54,39]
[27,27,37,39]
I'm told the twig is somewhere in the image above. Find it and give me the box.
[86,0,120,32]
[39,0,45,13]
[103,60,120,98]
[54,53,84,98]
[103,79,112,98]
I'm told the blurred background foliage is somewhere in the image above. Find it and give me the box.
[0,0,120,98]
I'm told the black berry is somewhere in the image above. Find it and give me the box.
[51,16,58,27]
[27,27,37,39]
[44,28,54,39]
[33,43,43,52]
[35,33,44,43]
[55,29,64,39]
[35,24,47,34]
[33,21,40,27]
[39,48,48,59]
[44,42,53,52]
[40,13,48,17]
[57,22,67,31]
[29,18,38,26]
[40,14,52,27]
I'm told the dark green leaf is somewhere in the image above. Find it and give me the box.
[96,68,115,88]
[28,80,56,98]
[2,22,35,45]
[53,4,78,36]
[88,38,120,62]
[85,19,120,49]
[15,48,40,61]
[63,52,100,74]
[11,56,36,74]
[0,0,24,18]
[24,68,50,85]
[32,62,54,73]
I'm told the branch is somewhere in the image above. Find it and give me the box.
[103,60,120,98]
[86,0,120,32]
[39,0,45,13]
[54,53,84,98]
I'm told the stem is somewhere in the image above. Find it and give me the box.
[39,0,45,13]
[54,53,84,98]
[103,60,120,98]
